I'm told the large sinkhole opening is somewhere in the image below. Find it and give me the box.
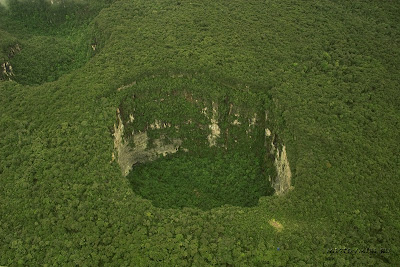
[114,73,288,210]
[0,0,111,85]
[129,148,274,210]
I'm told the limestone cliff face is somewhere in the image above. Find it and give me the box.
[1,44,20,81]
[113,112,134,176]
[113,99,262,176]
[273,145,292,195]
[113,109,182,176]
[264,111,293,196]
[1,62,14,80]
[113,89,293,195]
[207,101,220,147]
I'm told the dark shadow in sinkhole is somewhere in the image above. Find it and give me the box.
[127,149,275,210]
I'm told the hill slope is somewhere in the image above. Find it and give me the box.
[1,0,399,265]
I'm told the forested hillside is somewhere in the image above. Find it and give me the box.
[1,0,399,265]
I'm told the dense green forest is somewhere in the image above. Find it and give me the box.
[1,0,399,265]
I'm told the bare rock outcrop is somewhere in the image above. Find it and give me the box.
[273,145,292,195]
[1,44,20,81]
[207,101,220,147]
[113,90,293,196]
[264,111,293,195]
[1,62,14,80]
[113,109,182,176]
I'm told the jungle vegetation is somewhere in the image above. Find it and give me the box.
[0,0,399,265]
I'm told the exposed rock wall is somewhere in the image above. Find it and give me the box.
[114,91,293,195]
[273,145,292,195]
[1,62,14,80]
[113,109,182,176]
[1,44,20,81]
[264,111,293,195]
[207,101,220,147]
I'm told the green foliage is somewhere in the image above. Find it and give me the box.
[10,34,89,84]
[128,150,272,210]
[0,0,399,265]
[1,0,113,35]
[0,29,17,61]
[0,0,114,85]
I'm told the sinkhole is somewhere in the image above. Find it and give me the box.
[113,73,291,210]
[0,0,106,85]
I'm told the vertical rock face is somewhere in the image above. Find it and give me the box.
[273,145,292,195]
[114,102,294,195]
[113,97,266,177]
[113,79,293,196]
[207,101,220,147]
[1,62,14,80]
[1,44,20,81]
[264,110,293,196]
[113,110,182,176]
[113,111,135,176]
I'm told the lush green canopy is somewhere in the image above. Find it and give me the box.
[0,0,399,265]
